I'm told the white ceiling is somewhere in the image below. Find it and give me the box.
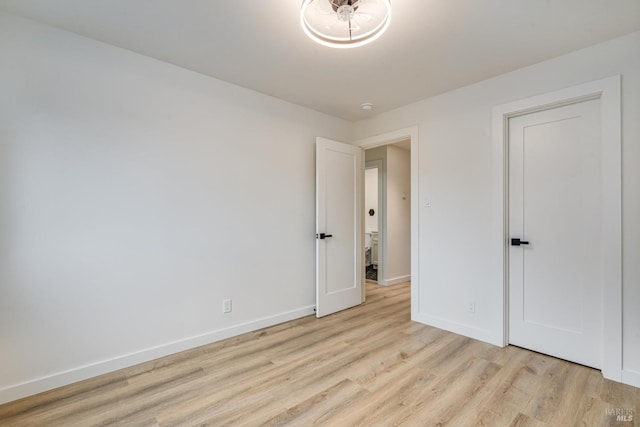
[2,0,640,121]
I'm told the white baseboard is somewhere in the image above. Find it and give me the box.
[382,275,411,286]
[412,312,501,347]
[0,305,315,405]
[622,369,640,388]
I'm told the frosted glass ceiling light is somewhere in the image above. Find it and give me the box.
[300,0,391,49]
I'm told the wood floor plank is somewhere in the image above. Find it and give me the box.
[0,372,129,420]
[352,329,457,392]
[509,412,548,427]
[400,357,502,425]
[442,351,536,425]
[262,379,369,426]
[1,281,638,426]
[318,365,437,426]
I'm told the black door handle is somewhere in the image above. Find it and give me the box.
[511,238,530,246]
[316,233,333,240]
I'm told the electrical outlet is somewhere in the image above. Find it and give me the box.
[467,301,475,314]
[223,299,232,313]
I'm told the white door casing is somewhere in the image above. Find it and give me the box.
[316,137,364,317]
[356,126,420,320]
[508,99,602,369]
[492,76,621,381]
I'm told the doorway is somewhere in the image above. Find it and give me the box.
[364,163,381,283]
[357,127,418,317]
[315,129,416,318]
[492,76,622,380]
[362,140,412,296]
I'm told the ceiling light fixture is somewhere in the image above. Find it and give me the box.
[300,0,392,49]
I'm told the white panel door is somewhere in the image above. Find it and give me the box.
[316,137,363,317]
[509,98,602,369]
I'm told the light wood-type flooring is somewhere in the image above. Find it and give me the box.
[1,282,638,426]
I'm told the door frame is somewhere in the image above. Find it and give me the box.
[491,76,622,381]
[356,126,419,319]
[365,160,384,285]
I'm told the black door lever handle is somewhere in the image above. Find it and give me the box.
[511,238,530,246]
[316,233,333,240]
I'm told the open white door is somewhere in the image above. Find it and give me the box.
[316,137,364,317]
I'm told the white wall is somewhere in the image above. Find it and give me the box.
[385,145,411,284]
[364,168,378,234]
[0,11,353,403]
[354,31,640,386]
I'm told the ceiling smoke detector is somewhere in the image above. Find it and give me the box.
[360,103,374,110]
[300,0,392,49]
